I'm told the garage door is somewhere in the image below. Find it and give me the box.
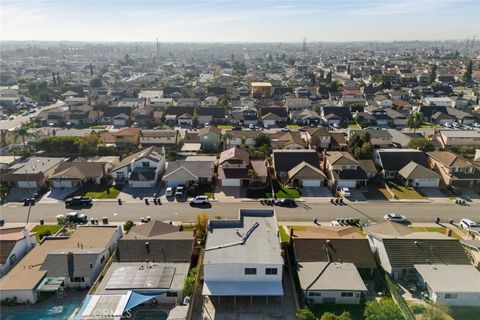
[337,180,356,188]
[302,179,321,187]
[52,180,74,188]
[166,180,187,187]
[17,181,38,188]
[222,179,241,187]
[416,179,439,187]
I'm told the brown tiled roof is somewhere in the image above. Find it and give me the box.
[427,151,470,167]
[199,125,221,136]
[219,147,249,165]
[325,151,358,166]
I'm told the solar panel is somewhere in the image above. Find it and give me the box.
[106,265,176,290]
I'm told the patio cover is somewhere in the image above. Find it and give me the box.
[202,281,284,296]
[124,291,166,311]
[37,277,65,292]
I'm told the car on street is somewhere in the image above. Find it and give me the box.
[330,220,342,227]
[460,218,479,230]
[175,185,186,199]
[276,198,296,207]
[332,123,339,128]
[165,187,175,197]
[339,187,351,198]
[56,211,88,224]
[384,213,409,223]
[23,198,36,206]
[65,196,93,207]
[189,195,210,206]
[232,126,242,131]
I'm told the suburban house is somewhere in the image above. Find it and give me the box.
[414,264,480,306]
[230,106,258,127]
[102,107,132,127]
[385,108,407,126]
[373,149,428,179]
[427,151,480,187]
[435,130,480,148]
[224,130,259,149]
[293,235,375,304]
[131,106,154,128]
[139,129,179,147]
[286,98,310,112]
[37,105,69,126]
[218,147,268,187]
[0,227,36,277]
[270,132,307,149]
[397,161,441,188]
[431,112,455,126]
[323,151,369,189]
[4,157,65,190]
[321,107,352,126]
[197,107,227,126]
[0,226,122,303]
[112,127,141,149]
[349,129,393,148]
[198,126,222,152]
[149,97,174,109]
[291,109,322,126]
[287,161,327,188]
[365,223,471,280]
[165,107,195,127]
[447,108,475,125]
[272,150,320,184]
[162,159,214,187]
[304,127,331,151]
[259,107,288,127]
[251,82,273,98]
[423,97,453,108]
[110,146,165,188]
[48,161,107,189]
[202,209,284,304]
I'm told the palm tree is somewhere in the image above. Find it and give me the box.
[13,125,32,151]
[407,112,423,133]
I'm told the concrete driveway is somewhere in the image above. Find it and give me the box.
[461,188,480,204]
[116,185,162,201]
[40,187,79,203]
[301,187,331,198]
[214,186,246,201]
[418,188,448,202]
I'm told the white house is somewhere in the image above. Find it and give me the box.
[423,97,454,108]
[202,209,284,304]
[415,264,480,306]
[110,146,165,188]
[0,227,36,277]
[140,130,179,147]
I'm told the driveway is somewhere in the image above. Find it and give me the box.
[40,187,79,203]
[300,187,331,198]
[344,189,366,202]
[116,185,163,201]
[461,188,480,204]
[214,186,246,201]
[418,188,448,202]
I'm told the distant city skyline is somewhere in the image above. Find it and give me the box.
[1,0,479,42]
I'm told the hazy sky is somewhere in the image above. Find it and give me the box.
[1,0,479,42]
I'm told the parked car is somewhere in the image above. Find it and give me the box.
[65,196,92,207]
[473,122,480,128]
[232,126,242,131]
[332,123,339,128]
[23,198,36,206]
[56,211,88,224]
[339,187,351,198]
[281,127,290,132]
[299,127,308,132]
[175,185,185,199]
[443,122,452,128]
[276,198,296,207]
[165,187,175,197]
[460,218,479,230]
[189,195,210,206]
[330,220,342,227]
[384,213,409,223]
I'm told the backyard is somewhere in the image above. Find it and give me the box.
[310,303,366,320]
[69,184,122,199]
[31,224,62,242]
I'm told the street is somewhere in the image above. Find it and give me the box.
[1,201,479,224]
[0,101,64,130]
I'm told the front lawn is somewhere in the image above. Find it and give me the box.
[217,125,233,130]
[71,185,122,199]
[187,184,214,199]
[384,181,426,199]
[450,307,480,320]
[363,185,388,200]
[411,226,462,239]
[348,124,362,129]
[273,181,301,198]
[246,185,270,198]
[278,225,290,244]
[31,224,62,242]
[287,225,308,231]
[287,124,300,129]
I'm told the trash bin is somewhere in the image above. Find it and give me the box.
[118,198,122,205]
[145,198,149,205]
[90,218,95,224]
[0,218,4,227]
[153,198,158,205]
[102,217,109,225]
[94,218,99,225]
[435,217,440,224]
[40,218,44,225]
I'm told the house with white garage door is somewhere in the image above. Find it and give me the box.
[110,146,165,188]
[272,149,321,185]
[218,147,268,187]
[4,157,65,190]
[162,159,214,187]
[323,151,369,189]
[48,162,107,189]
[397,161,440,188]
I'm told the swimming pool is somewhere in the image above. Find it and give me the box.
[1,301,81,320]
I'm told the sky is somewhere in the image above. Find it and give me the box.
[1,0,479,42]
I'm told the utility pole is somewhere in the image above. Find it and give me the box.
[24,169,33,225]
[156,37,160,63]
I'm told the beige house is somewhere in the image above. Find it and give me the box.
[427,151,480,187]
[435,130,480,148]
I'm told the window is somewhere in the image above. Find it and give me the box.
[341,292,353,297]
[265,268,277,275]
[100,256,105,264]
[166,292,178,297]
[9,254,16,266]
[244,268,257,275]
[445,293,458,299]
[308,292,321,297]
[70,277,85,283]
[142,162,150,167]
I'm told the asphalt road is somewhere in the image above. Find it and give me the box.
[1,201,479,224]
[0,101,64,130]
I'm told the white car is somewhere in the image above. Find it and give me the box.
[333,123,339,128]
[452,122,460,128]
[473,122,480,128]
[165,187,174,197]
[384,213,409,223]
[189,195,209,205]
[443,122,452,128]
[330,220,342,227]
[339,187,351,198]
[459,218,479,230]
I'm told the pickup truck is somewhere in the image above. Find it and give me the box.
[65,196,92,207]
[56,212,88,224]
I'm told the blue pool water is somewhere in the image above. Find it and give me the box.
[1,301,81,320]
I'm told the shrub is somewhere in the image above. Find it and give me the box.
[123,220,135,233]
[296,306,316,320]
[182,267,198,297]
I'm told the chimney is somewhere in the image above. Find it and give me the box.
[322,149,327,172]
[67,252,74,278]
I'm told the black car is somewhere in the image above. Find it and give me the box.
[277,198,296,207]
[23,198,36,206]
[65,196,93,207]
[232,126,242,131]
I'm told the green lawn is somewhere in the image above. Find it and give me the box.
[287,225,308,231]
[411,226,462,239]
[363,186,388,200]
[180,224,194,232]
[450,307,480,320]
[420,124,440,128]
[278,225,290,244]
[287,124,300,129]
[273,181,301,198]
[73,185,122,199]
[246,185,270,198]
[384,181,426,200]
[310,303,366,320]
[31,224,62,242]
[348,124,362,129]
[355,226,366,237]
[217,125,233,130]
[187,184,215,199]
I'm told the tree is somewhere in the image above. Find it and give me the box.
[463,60,473,83]
[52,72,57,87]
[296,306,316,320]
[0,181,10,202]
[194,212,209,244]
[325,70,332,83]
[254,133,271,148]
[240,135,247,149]
[364,298,403,320]
[123,220,135,232]
[13,125,31,150]
[248,168,259,182]
[408,138,435,151]
[406,112,423,133]
[182,267,198,296]
[89,63,94,76]
[75,133,99,156]
[218,95,230,107]
[381,75,391,89]
[320,311,352,320]
[429,63,437,84]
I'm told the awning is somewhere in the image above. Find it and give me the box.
[124,291,166,312]
[37,277,65,292]
[202,281,284,296]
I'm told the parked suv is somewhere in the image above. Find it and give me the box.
[65,196,92,207]
[460,218,479,230]
[189,195,209,206]
[175,185,186,199]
